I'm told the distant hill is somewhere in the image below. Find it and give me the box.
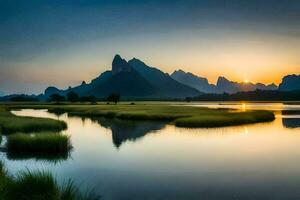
[0,91,4,97]
[216,76,277,94]
[279,74,300,91]
[0,94,40,102]
[44,55,201,99]
[171,70,216,93]
[128,59,200,98]
[171,70,277,94]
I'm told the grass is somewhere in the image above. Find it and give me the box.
[174,110,275,128]
[6,133,72,156]
[0,162,100,200]
[5,103,276,128]
[0,107,67,134]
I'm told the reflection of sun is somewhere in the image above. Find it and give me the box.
[242,103,246,111]
[244,127,249,135]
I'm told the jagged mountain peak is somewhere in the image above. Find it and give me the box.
[112,54,132,75]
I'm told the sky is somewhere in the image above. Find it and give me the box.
[0,0,299,94]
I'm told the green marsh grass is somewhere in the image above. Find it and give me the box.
[0,107,67,134]
[0,164,101,200]
[6,133,72,156]
[174,110,275,128]
[4,103,276,128]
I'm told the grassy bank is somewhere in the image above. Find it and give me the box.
[0,107,67,134]
[0,162,100,200]
[4,103,276,128]
[6,133,72,156]
[174,110,275,128]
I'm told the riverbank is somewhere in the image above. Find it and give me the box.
[3,103,275,128]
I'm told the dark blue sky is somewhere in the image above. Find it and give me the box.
[0,0,299,94]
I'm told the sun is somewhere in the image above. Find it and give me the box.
[243,79,249,83]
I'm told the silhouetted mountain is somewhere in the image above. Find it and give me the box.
[279,74,300,91]
[0,94,40,102]
[44,86,64,98]
[128,59,201,98]
[112,54,132,75]
[171,70,216,93]
[43,55,201,99]
[216,76,277,93]
[44,55,160,99]
[171,70,277,94]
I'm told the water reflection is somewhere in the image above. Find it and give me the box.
[6,103,300,200]
[6,151,70,163]
[281,110,300,129]
[91,117,165,148]
[282,118,300,128]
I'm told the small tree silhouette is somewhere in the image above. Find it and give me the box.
[49,94,65,104]
[107,93,120,104]
[79,95,97,104]
[67,91,79,102]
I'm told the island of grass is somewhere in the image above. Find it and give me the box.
[4,103,275,128]
[0,107,67,134]
[0,162,100,200]
[6,133,72,158]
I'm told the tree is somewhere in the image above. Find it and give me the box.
[49,94,65,104]
[107,93,120,104]
[185,97,192,103]
[67,91,79,102]
[79,95,97,104]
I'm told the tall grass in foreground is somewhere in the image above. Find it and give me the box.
[0,163,100,200]
[6,133,72,156]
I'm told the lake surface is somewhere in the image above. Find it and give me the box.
[3,102,300,200]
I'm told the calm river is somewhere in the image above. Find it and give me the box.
[3,102,300,200]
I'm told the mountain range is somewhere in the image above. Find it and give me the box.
[171,70,278,94]
[1,54,300,100]
[44,55,200,99]
[43,55,300,99]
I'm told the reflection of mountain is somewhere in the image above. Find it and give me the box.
[281,110,300,128]
[282,118,300,128]
[93,118,165,148]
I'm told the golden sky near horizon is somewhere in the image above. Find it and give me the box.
[0,0,299,94]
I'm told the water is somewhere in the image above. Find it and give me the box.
[2,102,300,200]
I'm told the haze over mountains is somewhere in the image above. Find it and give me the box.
[41,54,300,99]
[44,55,200,99]
[171,70,278,94]
[1,54,299,100]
